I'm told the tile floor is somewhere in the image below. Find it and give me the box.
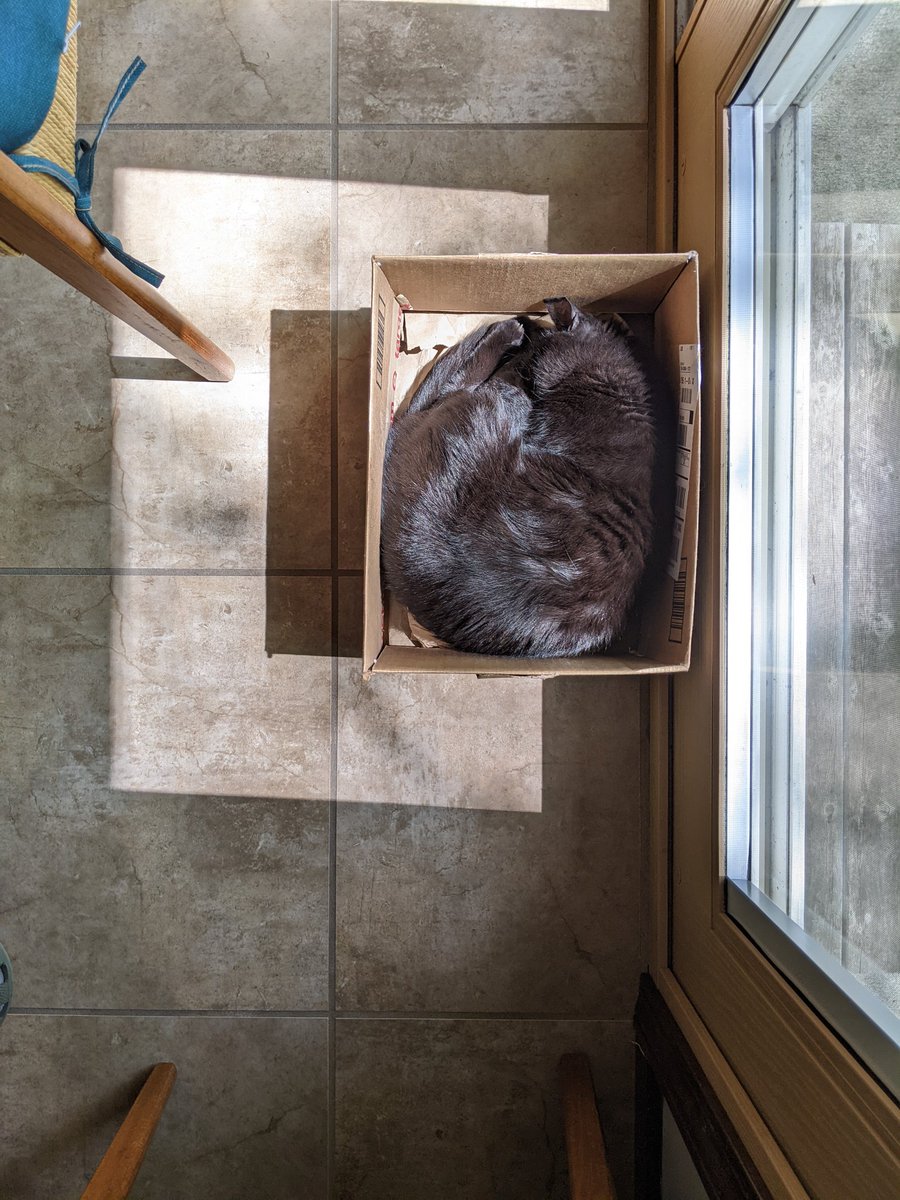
[0,3,651,1196]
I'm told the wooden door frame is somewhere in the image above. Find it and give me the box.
[648,1,900,1197]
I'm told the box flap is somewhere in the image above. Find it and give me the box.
[362,262,402,672]
[374,253,693,315]
[371,644,687,676]
[638,256,700,664]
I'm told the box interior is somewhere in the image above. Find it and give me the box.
[364,254,700,677]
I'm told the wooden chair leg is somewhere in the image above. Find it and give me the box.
[559,1053,618,1200]
[0,155,233,383]
[80,1062,176,1200]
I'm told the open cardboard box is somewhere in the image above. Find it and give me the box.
[363,253,700,677]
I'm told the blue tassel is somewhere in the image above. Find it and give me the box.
[10,57,165,287]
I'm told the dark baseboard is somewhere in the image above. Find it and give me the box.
[634,973,774,1200]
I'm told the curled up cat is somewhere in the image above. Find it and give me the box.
[380,298,675,658]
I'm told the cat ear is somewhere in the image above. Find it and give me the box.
[543,297,581,330]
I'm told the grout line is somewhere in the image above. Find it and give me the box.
[667,675,675,964]
[330,6,339,130]
[9,1007,330,1019]
[327,5,340,1195]
[84,121,648,133]
[0,567,364,577]
[338,122,649,133]
[639,679,650,971]
[9,1007,632,1022]
[79,122,334,131]
[646,0,656,254]
[646,124,653,253]
[334,1012,634,1023]
[840,221,851,957]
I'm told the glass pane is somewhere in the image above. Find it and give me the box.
[804,3,900,1015]
[726,0,900,1076]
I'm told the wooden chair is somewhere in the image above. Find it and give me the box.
[559,1053,618,1200]
[0,3,232,384]
[79,1063,176,1200]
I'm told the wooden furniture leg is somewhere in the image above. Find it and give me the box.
[80,1062,176,1200]
[0,154,233,383]
[559,1053,618,1200]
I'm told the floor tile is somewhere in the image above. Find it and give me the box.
[265,571,336,658]
[268,310,334,570]
[78,0,333,124]
[340,127,648,255]
[335,310,371,570]
[0,260,112,568]
[336,161,549,313]
[335,1018,634,1200]
[3,792,329,1011]
[336,659,543,811]
[108,573,333,798]
[0,575,331,1009]
[108,373,275,571]
[0,1014,327,1199]
[90,131,332,373]
[337,0,648,125]
[336,642,643,1013]
[0,574,333,803]
[0,576,111,793]
[108,312,331,570]
[337,572,365,659]
[88,128,333,192]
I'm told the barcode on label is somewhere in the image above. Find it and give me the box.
[667,511,685,581]
[670,343,699,581]
[677,404,695,450]
[668,560,688,643]
[375,296,386,387]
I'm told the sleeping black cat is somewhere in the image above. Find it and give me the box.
[380,298,674,657]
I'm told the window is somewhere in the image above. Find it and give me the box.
[726,0,900,1094]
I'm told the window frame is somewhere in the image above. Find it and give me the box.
[724,1,900,1095]
[650,0,900,1195]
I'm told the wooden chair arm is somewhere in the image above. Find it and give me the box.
[0,153,233,382]
[559,1053,617,1200]
[80,1062,177,1200]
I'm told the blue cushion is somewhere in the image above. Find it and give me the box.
[0,0,72,154]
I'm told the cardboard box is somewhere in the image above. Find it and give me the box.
[363,253,700,677]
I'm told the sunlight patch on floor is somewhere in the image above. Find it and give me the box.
[106,167,547,810]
